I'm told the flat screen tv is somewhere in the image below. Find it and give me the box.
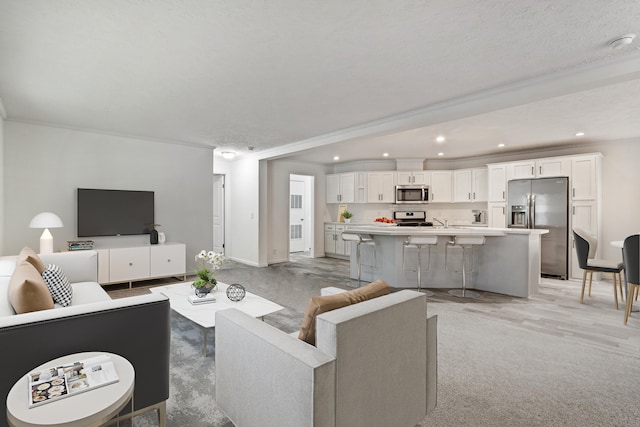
[77,188,155,237]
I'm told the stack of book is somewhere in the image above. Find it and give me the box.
[67,240,95,251]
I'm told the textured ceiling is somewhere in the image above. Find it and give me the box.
[1,1,639,163]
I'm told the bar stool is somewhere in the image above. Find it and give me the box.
[446,235,485,298]
[341,232,375,287]
[403,236,438,296]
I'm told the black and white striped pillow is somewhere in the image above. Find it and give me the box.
[42,264,73,307]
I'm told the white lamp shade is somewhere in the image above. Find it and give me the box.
[29,212,64,229]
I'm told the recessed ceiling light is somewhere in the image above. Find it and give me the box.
[220,151,236,159]
[498,143,505,148]
[610,34,636,49]
[436,136,446,143]
[575,132,585,137]
[333,156,340,161]
[437,152,444,156]
[383,152,389,157]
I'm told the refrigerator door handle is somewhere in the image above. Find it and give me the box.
[525,194,530,228]
[530,194,536,229]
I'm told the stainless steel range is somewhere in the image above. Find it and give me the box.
[393,211,433,227]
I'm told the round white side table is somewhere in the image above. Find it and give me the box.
[6,352,135,427]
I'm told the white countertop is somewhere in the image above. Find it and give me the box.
[343,224,548,236]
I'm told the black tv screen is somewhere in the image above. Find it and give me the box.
[77,188,155,237]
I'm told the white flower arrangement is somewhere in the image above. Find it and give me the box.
[193,250,225,288]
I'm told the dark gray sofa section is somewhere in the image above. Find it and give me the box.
[0,294,170,427]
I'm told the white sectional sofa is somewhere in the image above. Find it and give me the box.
[215,288,438,427]
[0,250,170,427]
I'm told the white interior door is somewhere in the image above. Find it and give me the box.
[213,174,225,254]
[289,179,306,253]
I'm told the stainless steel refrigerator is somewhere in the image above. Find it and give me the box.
[507,177,569,279]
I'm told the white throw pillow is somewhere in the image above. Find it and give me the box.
[42,264,73,307]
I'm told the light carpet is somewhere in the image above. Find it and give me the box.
[128,293,639,427]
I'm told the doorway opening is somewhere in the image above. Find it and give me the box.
[213,174,225,255]
[289,174,314,260]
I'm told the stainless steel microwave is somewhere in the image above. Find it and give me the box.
[395,185,430,204]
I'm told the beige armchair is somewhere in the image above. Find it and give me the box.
[215,290,437,427]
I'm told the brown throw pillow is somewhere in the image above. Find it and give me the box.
[298,279,391,345]
[8,260,54,314]
[18,246,46,274]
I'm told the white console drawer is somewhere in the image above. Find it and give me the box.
[150,243,186,278]
[109,247,150,283]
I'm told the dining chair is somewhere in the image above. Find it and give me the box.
[623,234,639,325]
[573,228,624,309]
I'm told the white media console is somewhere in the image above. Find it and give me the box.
[95,242,186,287]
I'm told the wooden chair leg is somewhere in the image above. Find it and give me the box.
[624,284,635,325]
[612,272,619,310]
[588,271,594,296]
[580,270,587,304]
[618,273,624,302]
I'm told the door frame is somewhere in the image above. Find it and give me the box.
[289,174,315,258]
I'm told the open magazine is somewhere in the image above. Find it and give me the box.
[28,354,119,408]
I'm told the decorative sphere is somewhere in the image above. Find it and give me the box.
[226,283,246,302]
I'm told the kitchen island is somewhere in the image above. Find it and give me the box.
[342,225,548,298]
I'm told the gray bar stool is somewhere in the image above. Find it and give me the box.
[446,235,485,298]
[403,235,439,296]
[341,232,375,287]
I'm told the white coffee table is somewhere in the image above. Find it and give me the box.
[6,352,134,427]
[150,281,284,356]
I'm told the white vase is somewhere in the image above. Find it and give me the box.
[344,218,351,223]
[158,232,166,244]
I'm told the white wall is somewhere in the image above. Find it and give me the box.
[267,159,332,263]
[3,121,214,260]
[219,156,261,266]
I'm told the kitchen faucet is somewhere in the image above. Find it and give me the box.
[433,217,448,228]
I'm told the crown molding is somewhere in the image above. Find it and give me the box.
[256,52,640,161]
[6,118,215,149]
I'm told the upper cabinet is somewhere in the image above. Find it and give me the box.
[430,171,452,202]
[571,155,599,200]
[453,168,487,202]
[488,164,507,202]
[367,171,396,203]
[396,171,430,185]
[505,158,571,181]
[354,172,368,203]
[326,172,355,203]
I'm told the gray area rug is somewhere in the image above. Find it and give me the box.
[132,307,303,427]
[129,297,640,427]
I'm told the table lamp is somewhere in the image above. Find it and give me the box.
[29,212,64,254]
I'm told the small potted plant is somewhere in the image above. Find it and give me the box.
[192,250,225,297]
[342,210,353,223]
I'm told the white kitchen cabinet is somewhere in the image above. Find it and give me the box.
[506,161,536,181]
[488,164,507,202]
[324,223,350,258]
[396,171,430,185]
[367,171,396,203]
[354,172,368,203]
[453,169,473,202]
[571,155,598,200]
[150,243,187,278]
[109,247,150,284]
[505,158,570,181]
[537,157,571,178]
[472,168,488,202]
[488,202,507,228]
[429,170,452,202]
[326,173,355,203]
